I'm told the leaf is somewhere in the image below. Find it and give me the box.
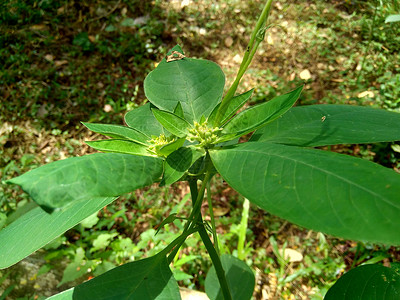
[82,122,149,145]
[210,142,400,245]
[144,46,225,123]
[161,147,205,186]
[385,14,400,23]
[222,86,303,138]
[173,102,185,119]
[152,109,191,138]
[208,89,254,126]
[86,139,152,156]
[155,213,177,234]
[6,153,163,211]
[250,105,400,146]
[205,254,255,300]
[124,103,165,137]
[158,138,186,157]
[58,248,94,286]
[0,197,116,269]
[48,253,182,300]
[325,264,400,300]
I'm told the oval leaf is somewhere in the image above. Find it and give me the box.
[210,142,400,245]
[250,104,400,146]
[325,264,400,300]
[0,197,116,269]
[48,253,181,300]
[124,103,165,137]
[144,48,225,123]
[205,254,255,300]
[152,109,191,138]
[222,86,302,137]
[6,153,163,211]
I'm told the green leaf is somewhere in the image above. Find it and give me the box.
[6,153,163,211]
[0,197,116,269]
[82,122,149,145]
[124,103,165,137]
[385,14,400,23]
[155,213,178,234]
[173,102,185,119]
[250,105,400,146]
[205,254,255,300]
[152,109,191,138]
[48,252,182,300]
[208,89,254,126]
[210,142,400,245]
[222,86,302,138]
[144,46,225,123]
[86,139,152,156]
[158,138,186,157]
[58,248,94,286]
[161,147,205,186]
[325,264,400,300]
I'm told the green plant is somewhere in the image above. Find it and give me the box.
[2,1,400,299]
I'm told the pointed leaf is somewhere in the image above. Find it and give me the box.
[205,254,255,300]
[173,102,185,119]
[161,147,205,186]
[0,197,116,269]
[158,138,186,157]
[152,109,191,138]
[48,253,181,300]
[82,122,149,145]
[155,213,178,234]
[144,47,225,123]
[210,142,400,245]
[6,153,163,211]
[325,264,400,300]
[124,103,165,137]
[222,86,303,137]
[208,89,254,126]
[250,105,400,146]
[86,139,152,156]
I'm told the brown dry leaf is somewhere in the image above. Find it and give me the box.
[213,206,230,217]
[88,35,96,43]
[299,69,311,80]
[357,91,374,98]
[44,54,54,62]
[55,60,68,67]
[279,248,303,262]
[30,24,48,31]
[224,36,233,47]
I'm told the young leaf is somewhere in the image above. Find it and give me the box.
[124,103,165,137]
[325,264,400,299]
[158,138,186,157]
[210,142,400,245]
[144,46,225,123]
[222,86,303,137]
[161,147,205,186]
[86,139,151,157]
[205,254,255,300]
[155,213,178,234]
[173,102,185,119]
[152,109,191,138]
[6,153,163,211]
[208,88,254,126]
[250,104,400,146]
[0,197,116,269]
[82,122,149,145]
[47,252,181,300]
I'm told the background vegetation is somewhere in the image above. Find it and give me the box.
[1,0,399,299]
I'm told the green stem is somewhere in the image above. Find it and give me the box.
[165,226,199,263]
[199,225,232,300]
[206,180,220,255]
[213,0,273,126]
[237,198,250,260]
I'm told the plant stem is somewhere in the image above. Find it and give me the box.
[206,181,220,255]
[198,225,232,300]
[165,226,199,263]
[213,0,273,126]
[237,198,250,260]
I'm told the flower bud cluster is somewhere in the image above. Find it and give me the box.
[187,121,222,148]
[147,134,175,156]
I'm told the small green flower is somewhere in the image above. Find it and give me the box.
[187,121,222,148]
